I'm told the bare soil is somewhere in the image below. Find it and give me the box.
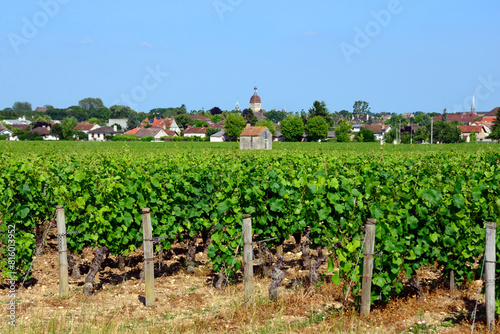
[1,225,497,333]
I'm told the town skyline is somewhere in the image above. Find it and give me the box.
[1,1,500,114]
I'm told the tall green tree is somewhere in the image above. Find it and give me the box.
[335,119,353,142]
[61,117,78,140]
[305,116,328,141]
[175,114,192,130]
[353,101,370,122]
[12,101,32,112]
[280,116,304,142]
[256,119,276,137]
[79,98,104,111]
[224,114,246,141]
[308,101,328,117]
[126,112,139,130]
[244,109,258,126]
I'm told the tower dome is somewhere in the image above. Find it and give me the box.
[249,86,262,112]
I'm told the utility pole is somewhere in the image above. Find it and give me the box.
[399,120,401,144]
[410,120,412,145]
[430,117,433,144]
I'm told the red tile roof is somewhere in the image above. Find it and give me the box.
[459,125,484,133]
[74,123,97,131]
[433,113,479,124]
[124,128,139,135]
[189,115,211,122]
[485,107,499,117]
[240,126,267,136]
[31,127,51,135]
[184,127,207,134]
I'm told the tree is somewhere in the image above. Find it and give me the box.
[280,116,304,142]
[110,105,134,119]
[211,114,223,124]
[335,119,353,142]
[50,123,63,139]
[265,109,287,123]
[32,115,52,124]
[244,109,258,126]
[126,112,139,130]
[355,128,375,142]
[339,109,352,120]
[308,101,328,118]
[210,107,223,115]
[175,114,192,130]
[305,116,328,141]
[432,120,462,143]
[487,117,500,140]
[79,98,104,111]
[224,114,246,141]
[353,101,370,122]
[469,131,477,143]
[61,117,78,140]
[256,119,276,137]
[419,114,432,127]
[12,101,32,112]
[87,117,102,125]
[195,120,209,128]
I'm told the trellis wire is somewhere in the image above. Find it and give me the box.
[344,235,367,305]
[19,210,57,290]
[470,254,486,334]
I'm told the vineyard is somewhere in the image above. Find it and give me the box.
[1,141,500,333]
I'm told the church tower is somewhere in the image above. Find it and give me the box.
[471,90,476,113]
[249,86,262,113]
[235,98,241,112]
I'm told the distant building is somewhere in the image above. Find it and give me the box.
[88,125,124,141]
[235,99,241,112]
[249,86,262,113]
[239,126,272,150]
[183,127,207,138]
[107,118,128,130]
[210,130,227,142]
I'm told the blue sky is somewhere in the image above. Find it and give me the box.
[1,0,500,114]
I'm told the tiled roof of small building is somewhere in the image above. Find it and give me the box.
[240,126,267,136]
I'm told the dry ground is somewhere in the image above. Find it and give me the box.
[0,226,497,334]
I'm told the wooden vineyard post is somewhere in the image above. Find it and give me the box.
[142,208,155,307]
[360,218,376,317]
[276,244,283,257]
[243,214,254,304]
[56,205,69,298]
[485,222,496,331]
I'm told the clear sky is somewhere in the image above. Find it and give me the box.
[1,0,500,114]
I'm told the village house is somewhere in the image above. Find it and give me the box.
[88,125,124,141]
[210,130,227,142]
[73,122,100,134]
[30,126,58,140]
[134,127,175,141]
[361,124,392,141]
[239,126,272,150]
[459,125,490,142]
[183,127,207,138]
